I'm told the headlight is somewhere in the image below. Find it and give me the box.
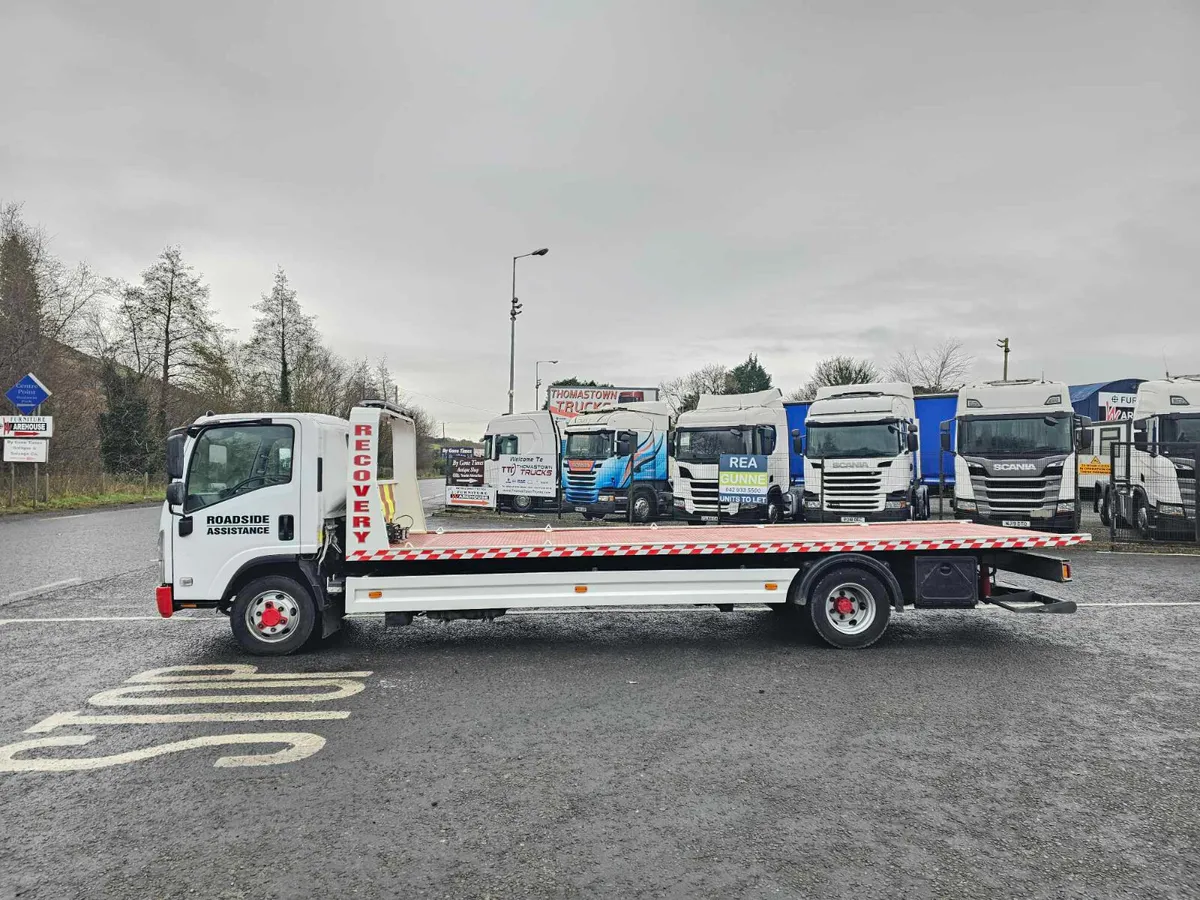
[599,493,614,502]
[1056,502,1076,513]
[674,497,685,507]
[1159,502,1184,516]
[956,499,976,511]
[885,500,909,510]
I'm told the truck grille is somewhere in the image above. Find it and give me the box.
[971,473,1061,516]
[1179,472,1196,518]
[563,472,598,504]
[688,479,722,513]
[821,470,884,512]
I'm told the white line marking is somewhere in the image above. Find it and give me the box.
[25,709,351,733]
[0,732,326,772]
[0,616,217,624]
[0,578,83,607]
[88,679,368,706]
[1075,601,1199,607]
[127,665,373,682]
[53,514,86,520]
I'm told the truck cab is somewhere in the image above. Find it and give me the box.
[945,380,1090,533]
[671,389,792,523]
[1099,376,1200,539]
[801,383,927,523]
[482,410,560,512]
[561,401,671,522]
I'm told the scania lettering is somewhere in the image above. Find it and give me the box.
[156,400,1087,656]
[801,383,930,523]
[944,380,1091,533]
[672,389,792,523]
[561,401,671,522]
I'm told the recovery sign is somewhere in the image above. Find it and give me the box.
[1,416,53,438]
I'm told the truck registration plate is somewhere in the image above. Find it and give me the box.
[575,506,588,513]
[1002,520,1031,528]
[840,516,866,524]
[701,516,718,523]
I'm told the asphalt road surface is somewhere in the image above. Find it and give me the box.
[1,507,1198,899]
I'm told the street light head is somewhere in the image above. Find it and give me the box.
[532,248,549,256]
[550,359,559,364]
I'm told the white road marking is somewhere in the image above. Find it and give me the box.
[88,678,368,706]
[0,732,326,772]
[25,709,351,733]
[0,616,217,624]
[128,665,373,682]
[53,514,86,520]
[1074,601,1199,607]
[0,578,84,608]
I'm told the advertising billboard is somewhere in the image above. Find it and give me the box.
[545,386,659,426]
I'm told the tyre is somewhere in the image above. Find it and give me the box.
[631,488,656,523]
[230,574,319,656]
[806,565,892,649]
[765,494,783,524]
[1098,490,1111,527]
[1135,495,1154,540]
[510,494,534,514]
[581,512,595,521]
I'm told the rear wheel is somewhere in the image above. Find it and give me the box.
[230,574,318,656]
[806,566,891,649]
[1098,489,1112,526]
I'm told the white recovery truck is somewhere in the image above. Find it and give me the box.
[1095,376,1200,539]
[157,400,1087,656]
[943,380,1091,533]
[670,389,792,524]
[801,383,928,523]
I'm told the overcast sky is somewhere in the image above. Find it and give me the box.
[4,0,1198,435]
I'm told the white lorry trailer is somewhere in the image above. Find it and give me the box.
[942,380,1091,533]
[670,389,792,524]
[157,400,1087,656]
[482,410,560,511]
[800,383,928,523]
[1095,376,1200,539]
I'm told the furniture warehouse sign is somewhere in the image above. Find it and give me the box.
[497,454,557,498]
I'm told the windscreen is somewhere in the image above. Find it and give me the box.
[1162,415,1200,445]
[958,415,1072,456]
[675,428,748,463]
[806,422,901,459]
[565,430,613,459]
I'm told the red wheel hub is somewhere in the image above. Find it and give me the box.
[833,596,855,616]
[260,603,285,629]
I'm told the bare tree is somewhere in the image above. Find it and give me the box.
[660,363,730,414]
[249,267,316,409]
[885,339,973,394]
[788,356,880,401]
[120,246,221,434]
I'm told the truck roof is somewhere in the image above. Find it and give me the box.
[808,382,916,422]
[956,380,1071,416]
[694,388,783,411]
[566,401,671,430]
[1132,376,1200,418]
[813,381,913,402]
[186,411,350,431]
[679,389,784,428]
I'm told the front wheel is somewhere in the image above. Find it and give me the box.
[230,575,319,656]
[806,566,891,649]
[510,494,534,514]
[1135,496,1154,540]
[631,488,656,523]
[1098,489,1111,526]
[765,495,783,524]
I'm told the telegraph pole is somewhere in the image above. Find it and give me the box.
[996,337,1010,380]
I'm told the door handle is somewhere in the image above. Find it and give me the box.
[279,514,294,541]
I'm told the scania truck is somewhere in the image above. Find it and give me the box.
[800,383,929,523]
[1096,376,1200,539]
[157,399,1086,655]
[560,401,671,522]
[670,389,793,524]
[943,380,1091,533]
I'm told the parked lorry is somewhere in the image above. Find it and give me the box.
[1095,376,1200,539]
[482,410,560,511]
[560,401,672,522]
[157,399,1086,655]
[671,389,792,524]
[799,383,930,522]
[942,380,1091,532]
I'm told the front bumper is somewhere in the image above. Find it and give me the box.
[962,509,1080,532]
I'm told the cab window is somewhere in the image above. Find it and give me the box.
[756,425,777,455]
[185,424,294,513]
[1098,427,1122,459]
[496,435,519,456]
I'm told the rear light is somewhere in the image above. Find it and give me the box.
[155,585,174,618]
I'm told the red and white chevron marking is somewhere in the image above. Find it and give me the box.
[348,530,1089,563]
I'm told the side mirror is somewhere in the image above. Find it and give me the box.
[166,432,186,481]
[617,439,632,457]
[907,432,919,452]
[166,481,186,508]
[1077,430,1093,452]
[1133,428,1148,452]
[940,431,951,452]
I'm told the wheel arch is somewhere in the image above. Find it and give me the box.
[219,555,323,613]
[788,553,904,612]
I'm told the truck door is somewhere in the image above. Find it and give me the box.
[173,420,302,603]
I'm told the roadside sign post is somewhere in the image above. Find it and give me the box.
[4,374,52,508]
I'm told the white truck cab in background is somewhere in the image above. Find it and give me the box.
[481,410,561,512]
[801,383,927,523]
[1097,376,1200,539]
[945,380,1090,533]
[670,389,791,523]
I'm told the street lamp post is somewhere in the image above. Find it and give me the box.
[535,359,559,410]
[509,248,549,414]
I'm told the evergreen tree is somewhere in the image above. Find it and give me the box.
[727,354,772,393]
[99,361,152,474]
[249,267,315,409]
